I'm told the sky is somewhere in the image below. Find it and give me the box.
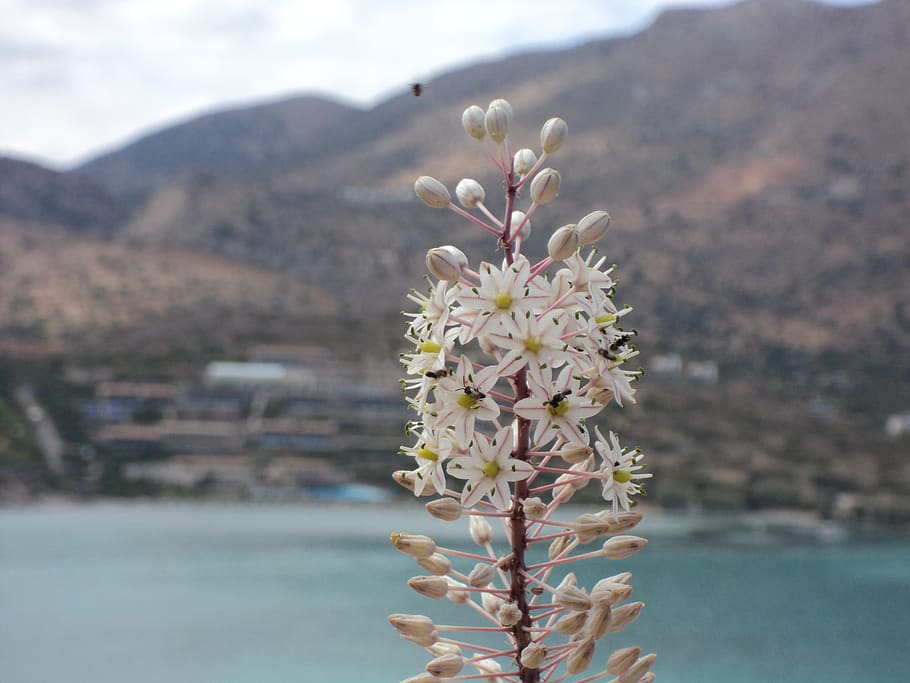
[0,0,875,169]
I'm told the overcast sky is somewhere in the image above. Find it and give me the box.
[1,0,873,168]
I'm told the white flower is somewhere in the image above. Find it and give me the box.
[594,427,651,512]
[400,427,455,496]
[513,366,601,446]
[432,355,500,447]
[447,426,534,509]
[489,309,573,386]
[454,255,548,341]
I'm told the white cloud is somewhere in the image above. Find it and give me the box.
[0,0,871,167]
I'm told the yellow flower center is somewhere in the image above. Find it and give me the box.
[495,293,512,309]
[482,461,500,478]
[525,337,542,352]
[548,401,569,418]
[418,447,439,462]
[420,341,442,354]
[613,470,632,483]
[457,393,480,410]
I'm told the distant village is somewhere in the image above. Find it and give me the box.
[68,345,406,501]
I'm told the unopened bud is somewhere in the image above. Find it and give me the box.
[557,572,577,590]
[596,510,643,534]
[426,653,464,677]
[555,585,593,611]
[577,210,611,245]
[585,605,612,641]
[606,646,641,676]
[455,178,485,208]
[554,610,588,635]
[602,535,648,560]
[415,176,451,208]
[417,553,451,576]
[426,245,468,281]
[389,613,435,639]
[408,575,450,599]
[530,168,561,205]
[467,562,494,587]
[499,602,522,627]
[548,224,579,261]
[469,515,493,545]
[617,653,656,683]
[591,581,633,607]
[514,148,538,176]
[446,577,470,605]
[391,532,437,559]
[520,643,548,669]
[549,534,572,560]
[608,601,644,633]
[540,117,568,154]
[574,514,613,544]
[401,674,441,683]
[523,497,547,519]
[489,98,513,119]
[485,102,511,143]
[393,470,422,494]
[476,659,503,678]
[425,498,463,521]
[511,210,531,240]
[427,642,462,658]
[559,444,593,465]
[482,591,504,615]
[595,571,633,588]
[462,105,486,140]
[566,638,596,675]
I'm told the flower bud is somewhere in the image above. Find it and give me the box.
[585,604,612,641]
[617,653,656,683]
[530,168,561,204]
[426,245,468,281]
[426,653,464,677]
[469,515,493,545]
[549,533,571,560]
[591,581,633,607]
[566,638,596,675]
[520,643,547,669]
[573,513,613,544]
[601,535,648,560]
[467,562,494,587]
[482,591,504,615]
[558,444,593,465]
[391,532,437,559]
[577,210,611,245]
[499,602,522,627]
[408,575,450,599]
[594,572,633,589]
[389,613,435,639]
[554,610,588,635]
[608,601,644,633]
[485,101,511,143]
[462,105,486,140]
[489,98,513,119]
[417,553,451,576]
[555,585,593,611]
[514,148,537,176]
[401,674,441,683]
[522,497,547,520]
[540,117,568,154]
[557,572,577,590]
[596,510,642,534]
[511,210,531,241]
[415,176,451,208]
[425,498,463,521]
[455,178,485,208]
[475,659,503,678]
[606,646,641,676]
[427,642,462,658]
[445,577,470,604]
[548,224,579,261]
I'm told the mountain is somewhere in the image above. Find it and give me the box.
[76,95,363,201]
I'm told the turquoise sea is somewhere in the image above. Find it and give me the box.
[0,503,908,683]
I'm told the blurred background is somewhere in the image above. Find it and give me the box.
[0,1,908,682]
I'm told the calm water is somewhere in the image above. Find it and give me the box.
[0,503,908,683]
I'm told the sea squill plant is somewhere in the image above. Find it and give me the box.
[390,98,655,683]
